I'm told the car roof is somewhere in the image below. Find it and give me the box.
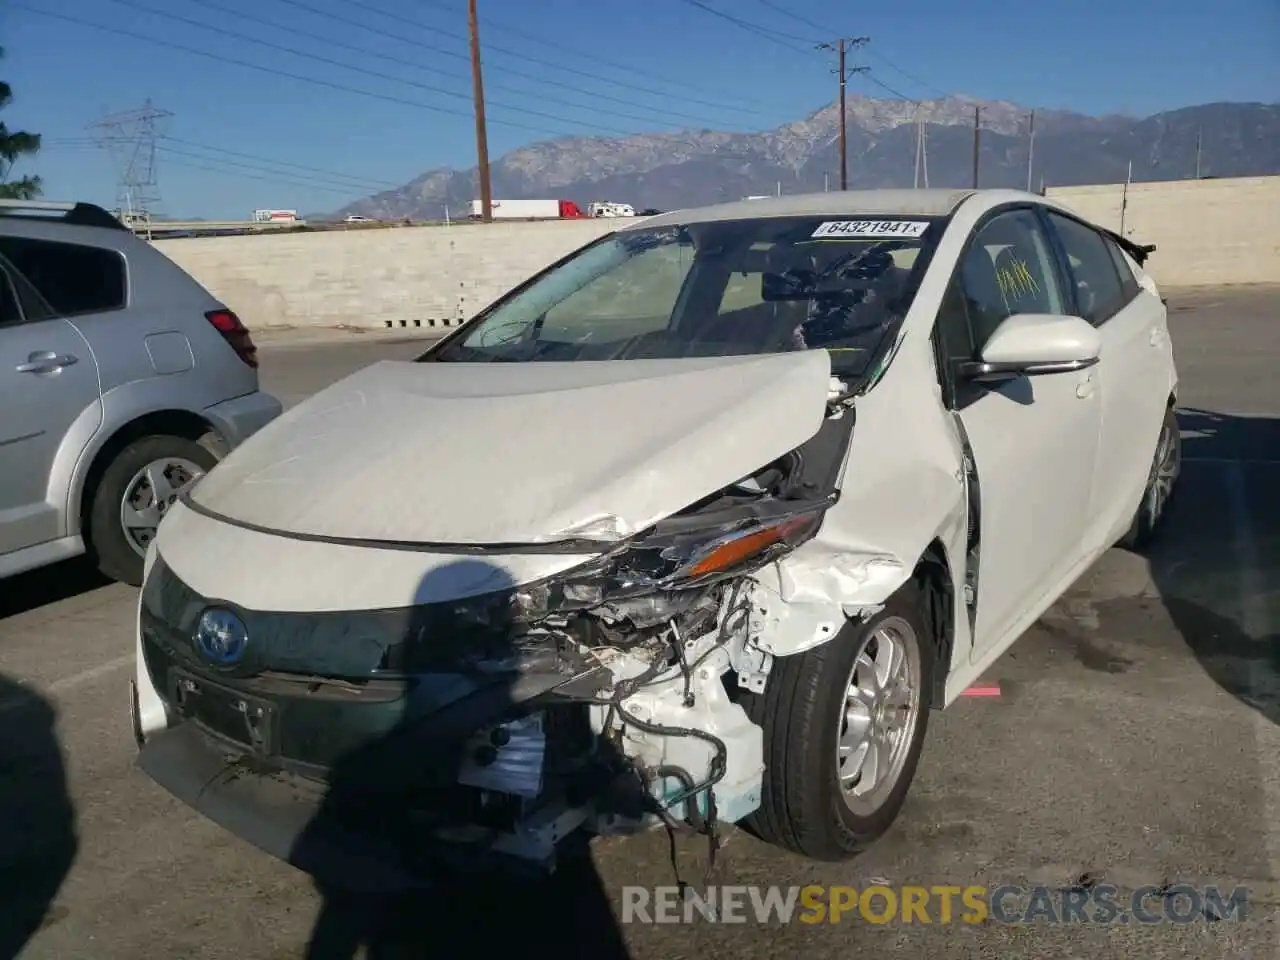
[622,189,994,231]
[0,199,132,234]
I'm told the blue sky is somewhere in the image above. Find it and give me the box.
[3,0,1277,219]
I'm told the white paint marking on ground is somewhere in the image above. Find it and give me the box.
[0,655,133,713]
[46,654,134,695]
[1225,459,1280,950]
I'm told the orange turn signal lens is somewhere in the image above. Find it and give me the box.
[684,515,819,579]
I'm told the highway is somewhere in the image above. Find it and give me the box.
[2,289,1278,959]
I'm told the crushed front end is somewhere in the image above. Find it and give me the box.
[131,477,841,886]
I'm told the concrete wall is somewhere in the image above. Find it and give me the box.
[154,218,620,331]
[1046,175,1280,288]
[155,177,1279,332]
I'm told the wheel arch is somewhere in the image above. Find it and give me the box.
[910,538,956,709]
[72,409,224,543]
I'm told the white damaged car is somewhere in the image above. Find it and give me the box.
[131,189,1179,882]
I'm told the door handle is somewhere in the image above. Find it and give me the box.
[16,350,79,374]
[1075,372,1096,399]
[1149,327,1166,347]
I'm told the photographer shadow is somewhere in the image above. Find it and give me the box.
[295,559,632,959]
[1147,407,1280,725]
[0,673,78,960]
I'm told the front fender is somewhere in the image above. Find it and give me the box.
[745,335,974,676]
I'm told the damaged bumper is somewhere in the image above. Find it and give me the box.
[136,723,565,891]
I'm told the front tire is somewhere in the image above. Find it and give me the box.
[740,583,934,860]
[88,435,218,586]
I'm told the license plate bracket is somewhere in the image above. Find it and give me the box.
[169,668,277,756]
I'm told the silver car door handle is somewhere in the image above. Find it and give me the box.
[1149,327,1166,347]
[16,351,79,373]
[1075,372,1096,399]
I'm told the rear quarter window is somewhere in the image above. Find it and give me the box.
[1103,236,1142,302]
[0,236,127,316]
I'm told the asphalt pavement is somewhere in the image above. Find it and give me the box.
[1,287,1278,959]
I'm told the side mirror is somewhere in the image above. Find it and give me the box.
[956,313,1101,384]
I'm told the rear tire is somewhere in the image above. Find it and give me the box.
[88,435,218,586]
[740,582,934,860]
[1118,405,1181,552]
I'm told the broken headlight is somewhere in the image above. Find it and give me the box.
[510,499,832,623]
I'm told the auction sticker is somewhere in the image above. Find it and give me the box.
[811,220,930,239]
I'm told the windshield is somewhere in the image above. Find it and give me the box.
[425,215,944,378]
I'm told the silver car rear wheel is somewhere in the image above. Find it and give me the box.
[119,457,206,557]
[89,435,219,586]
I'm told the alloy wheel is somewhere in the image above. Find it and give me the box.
[1146,417,1180,527]
[837,616,923,816]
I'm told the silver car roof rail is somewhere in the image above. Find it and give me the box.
[0,199,130,231]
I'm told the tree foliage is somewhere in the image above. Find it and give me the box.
[0,47,41,200]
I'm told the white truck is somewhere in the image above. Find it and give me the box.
[469,199,587,220]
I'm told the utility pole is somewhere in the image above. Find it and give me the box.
[1194,126,1202,179]
[920,122,929,188]
[912,104,930,189]
[971,106,981,189]
[467,0,492,222]
[913,114,923,189]
[817,37,869,190]
[1025,109,1036,192]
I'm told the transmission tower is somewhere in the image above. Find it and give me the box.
[87,100,173,224]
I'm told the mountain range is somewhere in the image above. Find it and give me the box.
[329,96,1280,220]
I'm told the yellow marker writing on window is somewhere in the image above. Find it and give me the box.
[996,258,1040,307]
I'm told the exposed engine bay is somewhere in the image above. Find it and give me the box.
[430,395,858,868]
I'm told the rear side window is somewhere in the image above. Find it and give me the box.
[1044,213,1125,326]
[1103,236,1142,302]
[0,236,127,317]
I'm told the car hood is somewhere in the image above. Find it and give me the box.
[187,352,833,546]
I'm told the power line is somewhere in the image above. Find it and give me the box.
[41,138,380,198]
[862,71,916,102]
[406,0,793,116]
[46,133,403,191]
[12,4,579,136]
[674,0,816,53]
[98,0,648,138]
[748,0,831,36]
[158,144,389,193]
[346,0,785,120]
[215,0,741,130]
[159,153,371,197]
[864,48,950,99]
[745,0,951,103]
[161,136,402,189]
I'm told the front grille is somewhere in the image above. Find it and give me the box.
[138,556,600,806]
[140,553,581,680]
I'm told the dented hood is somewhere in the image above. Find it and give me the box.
[188,352,833,546]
